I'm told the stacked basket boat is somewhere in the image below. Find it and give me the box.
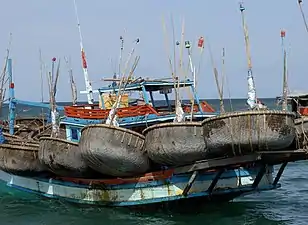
[38,137,96,178]
[79,124,150,177]
[200,110,296,158]
[0,110,297,178]
[0,133,46,176]
[143,110,296,167]
[142,122,207,166]
[293,117,308,149]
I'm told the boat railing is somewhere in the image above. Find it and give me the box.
[152,100,215,114]
[183,101,215,113]
[64,104,159,119]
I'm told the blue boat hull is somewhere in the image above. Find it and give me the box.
[0,165,279,207]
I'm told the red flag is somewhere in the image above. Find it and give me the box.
[81,49,88,69]
[198,37,204,48]
[281,30,286,38]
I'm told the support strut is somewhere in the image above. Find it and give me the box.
[182,171,198,196]
[207,169,224,194]
[252,164,266,189]
[273,162,288,186]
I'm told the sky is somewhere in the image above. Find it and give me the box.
[0,0,307,102]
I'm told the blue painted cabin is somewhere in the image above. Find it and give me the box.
[61,78,219,142]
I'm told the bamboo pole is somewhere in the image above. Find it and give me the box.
[48,58,60,138]
[162,15,185,122]
[64,56,78,105]
[239,2,258,109]
[106,38,140,125]
[281,30,288,111]
[298,0,308,33]
[222,47,233,111]
[0,33,12,116]
[207,39,224,113]
[220,48,226,113]
[39,48,45,131]
[108,56,140,125]
[162,15,178,93]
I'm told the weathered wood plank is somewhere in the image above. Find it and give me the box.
[174,154,262,175]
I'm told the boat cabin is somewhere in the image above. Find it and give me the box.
[61,78,217,142]
[276,92,308,117]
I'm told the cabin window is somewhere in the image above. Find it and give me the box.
[71,128,79,141]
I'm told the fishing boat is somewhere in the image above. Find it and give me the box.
[60,78,217,175]
[0,2,307,208]
[57,7,216,175]
[79,124,150,177]
[276,91,308,148]
[0,150,306,207]
[63,78,216,173]
[143,122,207,166]
[290,93,308,148]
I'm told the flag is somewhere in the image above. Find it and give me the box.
[281,30,286,38]
[81,49,88,69]
[198,37,204,48]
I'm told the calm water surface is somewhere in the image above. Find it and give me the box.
[0,99,307,224]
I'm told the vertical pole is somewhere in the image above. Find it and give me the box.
[239,3,257,109]
[191,85,202,113]
[164,93,171,111]
[73,0,94,104]
[141,85,149,104]
[281,30,288,111]
[7,58,15,135]
[149,91,155,107]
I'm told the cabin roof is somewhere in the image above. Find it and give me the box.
[98,79,194,93]
[276,91,308,100]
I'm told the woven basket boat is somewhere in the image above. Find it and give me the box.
[293,117,308,149]
[143,122,207,166]
[79,124,150,177]
[39,137,96,178]
[0,134,46,176]
[201,110,296,158]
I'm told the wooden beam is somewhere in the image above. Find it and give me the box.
[182,171,198,196]
[174,154,262,175]
[273,162,288,186]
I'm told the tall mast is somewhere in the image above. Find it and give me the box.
[118,35,124,78]
[239,2,257,109]
[73,0,94,104]
[7,58,15,135]
[298,0,308,33]
[281,30,288,111]
[39,49,44,103]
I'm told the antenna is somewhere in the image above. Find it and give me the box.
[73,0,94,104]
